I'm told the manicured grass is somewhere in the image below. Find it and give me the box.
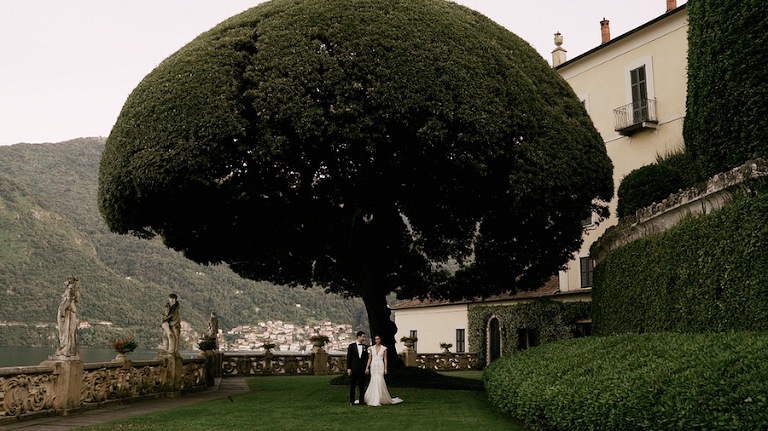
[79,372,524,430]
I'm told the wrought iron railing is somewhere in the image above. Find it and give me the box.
[614,98,657,134]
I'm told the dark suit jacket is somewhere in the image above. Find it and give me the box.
[347,342,368,372]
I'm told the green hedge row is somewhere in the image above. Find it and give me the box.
[684,0,768,176]
[593,182,768,335]
[468,300,590,366]
[484,332,768,431]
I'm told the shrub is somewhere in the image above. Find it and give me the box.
[616,152,705,218]
[484,332,768,430]
[197,338,217,351]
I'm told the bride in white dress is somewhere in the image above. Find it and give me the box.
[364,335,403,406]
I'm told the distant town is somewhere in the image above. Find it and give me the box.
[218,320,356,353]
[0,319,358,353]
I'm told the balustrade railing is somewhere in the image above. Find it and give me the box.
[411,353,480,371]
[220,350,479,376]
[81,360,169,404]
[221,351,348,376]
[0,365,57,418]
[0,356,208,423]
[0,349,476,423]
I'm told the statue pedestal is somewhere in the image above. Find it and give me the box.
[40,359,83,414]
[404,347,417,367]
[157,352,183,397]
[312,346,328,375]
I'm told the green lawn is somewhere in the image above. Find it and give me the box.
[79,372,524,430]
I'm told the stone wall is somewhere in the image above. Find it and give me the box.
[592,158,768,263]
[0,355,208,424]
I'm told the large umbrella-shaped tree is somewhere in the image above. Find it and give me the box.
[99,0,613,365]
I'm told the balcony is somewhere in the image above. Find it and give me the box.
[614,98,658,135]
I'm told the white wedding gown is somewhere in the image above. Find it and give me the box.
[364,345,403,406]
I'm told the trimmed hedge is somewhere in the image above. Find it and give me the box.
[468,300,590,366]
[484,332,768,431]
[593,181,768,335]
[684,0,768,176]
[616,151,707,218]
[617,153,685,218]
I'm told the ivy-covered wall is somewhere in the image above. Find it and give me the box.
[468,300,590,365]
[684,0,768,176]
[593,181,768,335]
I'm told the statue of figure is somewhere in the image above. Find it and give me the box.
[161,293,181,354]
[161,301,171,352]
[54,276,80,358]
[207,311,219,338]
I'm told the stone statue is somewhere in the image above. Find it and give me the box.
[161,293,181,354]
[207,311,219,338]
[54,276,80,358]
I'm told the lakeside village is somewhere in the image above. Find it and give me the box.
[210,320,356,353]
[1,319,357,353]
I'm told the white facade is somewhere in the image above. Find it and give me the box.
[394,303,469,354]
[556,5,688,292]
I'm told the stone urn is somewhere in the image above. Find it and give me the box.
[401,337,417,350]
[309,335,329,350]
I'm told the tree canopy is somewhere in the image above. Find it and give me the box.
[99,0,613,356]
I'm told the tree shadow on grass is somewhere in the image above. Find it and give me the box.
[329,367,484,391]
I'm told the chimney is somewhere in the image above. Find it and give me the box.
[667,0,677,12]
[600,18,610,44]
[551,32,567,67]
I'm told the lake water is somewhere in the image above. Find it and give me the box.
[0,347,200,367]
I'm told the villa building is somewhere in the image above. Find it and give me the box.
[556,1,688,293]
[393,1,689,363]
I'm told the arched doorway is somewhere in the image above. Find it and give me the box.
[487,316,502,365]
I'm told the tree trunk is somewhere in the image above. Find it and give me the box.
[361,281,404,369]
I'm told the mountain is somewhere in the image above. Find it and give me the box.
[0,138,368,348]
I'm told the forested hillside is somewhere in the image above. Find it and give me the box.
[0,138,368,348]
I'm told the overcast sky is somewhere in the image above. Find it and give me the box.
[0,0,685,146]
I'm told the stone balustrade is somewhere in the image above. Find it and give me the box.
[0,348,475,424]
[0,355,208,424]
[0,364,57,418]
[220,350,479,376]
[221,351,346,376]
[410,352,480,371]
[591,158,768,263]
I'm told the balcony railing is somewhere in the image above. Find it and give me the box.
[614,98,658,135]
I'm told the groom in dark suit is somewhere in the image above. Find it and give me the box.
[346,330,368,405]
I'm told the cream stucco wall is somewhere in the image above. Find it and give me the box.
[393,304,469,354]
[557,9,688,292]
